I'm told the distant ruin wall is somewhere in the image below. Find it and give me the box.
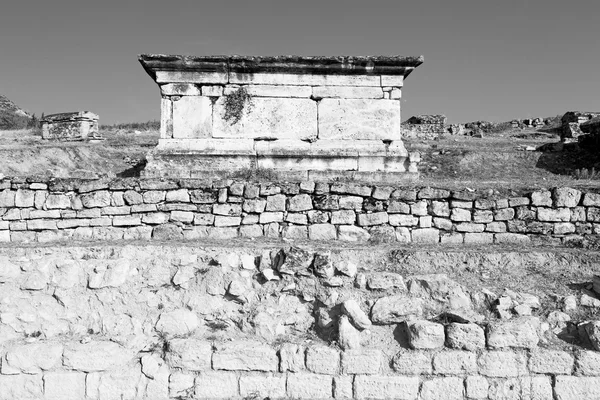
[0,178,598,245]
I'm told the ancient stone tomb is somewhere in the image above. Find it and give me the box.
[138,55,423,179]
[41,111,100,141]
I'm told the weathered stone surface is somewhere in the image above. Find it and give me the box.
[4,342,63,374]
[554,187,582,207]
[342,349,381,374]
[433,350,477,375]
[338,225,371,241]
[371,295,423,324]
[155,309,200,338]
[213,97,317,140]
[194,371,239,399]
[239,374,286,399]
[576,350,600,376]
[319,99,401,140]
[583,320,600,351]
[0,374,43,400]
[63,341,133,372]
[478,351,528,377]
[279,343,305,372]
[338,315,361,350]
[420,377,464,400]
[172,97,213,139]
[466,375,489,399]
[407,320,445,349]
[166,338,212,370]
[213,341,278,371]
[529,349,574,374]
[342,299,372,329]
[287,373,332,399]
[306,345,340,375]
[392,350,432,374]
[354,375,419,400]
[44,372,86,400]
[446,322,485,351]
[487,317,540,348]
[554,376,600,400]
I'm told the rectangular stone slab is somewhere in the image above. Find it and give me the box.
[318,99,401,140]
[212,97,317,140]
[229,72,382,87]
[172,97,212,139]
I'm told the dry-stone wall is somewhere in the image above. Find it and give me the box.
[0,178,599,245]
[1,244,600,399]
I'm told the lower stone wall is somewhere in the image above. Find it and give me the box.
[1,244,600,399]
[402,123,446,139]
[0,178,599,246]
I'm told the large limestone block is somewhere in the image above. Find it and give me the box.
[319,99,401,140]
[0,374,43,400]
[312,86,384,99]
[229,72,382,86]
[155,70,228,84]
[172,96,212,139]
[213,97,317,140]
[212,341,278,371]
[4,342,63,374]
[63,341,134,372]
[354,375,419,400]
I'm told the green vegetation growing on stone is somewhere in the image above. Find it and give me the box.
[223,86,252,125]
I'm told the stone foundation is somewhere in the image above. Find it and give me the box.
[1,243,599,399]
[41,111,99,141]
[139,55,423,179]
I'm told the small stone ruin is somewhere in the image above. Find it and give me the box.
[560,111,600,143]
[41,111,100,141]
[401,114,447,139]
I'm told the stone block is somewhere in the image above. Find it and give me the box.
[338,225,370,241]
[306,345,340,375]
[4,342,63,374]
[213,203,242,216]
[456,222,485,232]
[411,200,428,215]
[63,341,133,372]
[287,373,333,399]
[213,341,278,371]
[354,375,419,400]
[392,350,432,374]
[554,376,600,400]
[15,189,35,207]
[474,210,494,223]
[478,351,528,377]
[80,190,111,208]
[239,373,286,399]
[168,372,194,398]
[388,200,411,214]
[431,201,450,217]
[319,99,400,140]
[0,189,15,207]
[371,295,423,324]
[214,215,242,226]
[576,350,600,376]
[451,208,471,221]
[166,338,212,370]
[194,371,239,399]
[0,374,43,400]
[44,372,86,400]
[529,349,574,374]
[27,219,57,230]
[112,215,142,226]
[420,377,464,400]
[538,207,571,222]
[495,233,531,244]
[288,193,313,212]
[339,195,364,210]
[313,85,383,99]
[357,212,388,226]
[282,224,307,239]
[389,214,418,226]
[487,317,540,349]
[173,96,213,139]
[407,320,445,349]
[554,187,582,207]
[486,221,507,232]
[464,232,494,244]
[155,309,200,338]
[466,376,489,399]
[583,192,600,206]
[279,344,305,372]
[531,190,552,206]
[341,349,382,374]
[494,208,515,221]
[331,210,356,225]
[334,375,354,399]
[230,71,382,86]
[309,223,337,240]
[433,350,477,375]
[213,97,317,140]
[411,228,440,243]
[446,323,485,351]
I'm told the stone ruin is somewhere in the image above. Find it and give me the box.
[401,114,448,139]
[560,111,600,143]
[138,54,423,181]
[41,111,100,141]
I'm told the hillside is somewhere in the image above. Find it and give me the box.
[0,94,32,129]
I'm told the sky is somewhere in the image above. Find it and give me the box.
[1,0,599,124]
